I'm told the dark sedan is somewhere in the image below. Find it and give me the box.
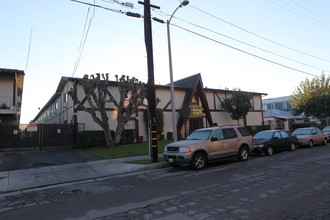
[253,130,298,156]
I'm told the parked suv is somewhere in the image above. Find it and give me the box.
[163,125,253,170]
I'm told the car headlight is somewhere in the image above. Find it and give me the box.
[254,144,264,148]
[179,147,192,153]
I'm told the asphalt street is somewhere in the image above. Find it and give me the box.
[0,144,329,220]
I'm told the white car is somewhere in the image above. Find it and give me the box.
[292,127,328,147]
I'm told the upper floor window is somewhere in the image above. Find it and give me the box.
[64,93,68,103]
[282,102,288,109]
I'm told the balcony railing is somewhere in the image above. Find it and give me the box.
[0,96,13,105]
[0,96,16,114]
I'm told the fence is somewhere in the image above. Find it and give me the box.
[0,124,85,149]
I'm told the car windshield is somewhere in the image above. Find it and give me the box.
[323,127,330,132]
[186,130,212,140]
[254,132,273,139]
[292,129,312,135]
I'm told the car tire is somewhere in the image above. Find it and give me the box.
[266,146,273,156]
[308,140,314,148]
[170,163,181,168]
[289,143,296,151]
[190,152,207,170]
[322,138,327,146]
[238,146,249,162]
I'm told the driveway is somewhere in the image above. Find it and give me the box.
[0,147,102,171]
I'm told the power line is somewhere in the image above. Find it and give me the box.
[25,0,36,72]
[70,0,125,14]
[188,4,330,63]
[171,23,320,78]
[71,2,96,77]
[170,16,327,72]
[289,0,330,26]
[270,0,330,32]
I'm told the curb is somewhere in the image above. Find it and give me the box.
[0,162,169,196]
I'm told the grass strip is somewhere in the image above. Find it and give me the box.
[82,140,172,159]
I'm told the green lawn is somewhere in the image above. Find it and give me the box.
[82,140,172,160]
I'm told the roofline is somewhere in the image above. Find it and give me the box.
[0,68,25,75]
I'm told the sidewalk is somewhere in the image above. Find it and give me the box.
[0,155,168,194]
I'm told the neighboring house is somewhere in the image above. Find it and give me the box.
[32,73,267,141]
[0,68,25,124]
[263,96,305,131]
[263,96,292,111]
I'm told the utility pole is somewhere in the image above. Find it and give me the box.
[138,0,159,162]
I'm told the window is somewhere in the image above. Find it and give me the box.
[124,120,135,129]
[280,131,289,138]
[237,127,251,137]
[274,132,281,139]
[282,102,288,109]
[222,128,237,139]
[64,93,68,103]
[314,128,322,134]
[212,129,224,140]
[54,102,59,110]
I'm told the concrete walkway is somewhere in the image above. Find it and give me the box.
[0,155,168,194]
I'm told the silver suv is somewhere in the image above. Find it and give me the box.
[163,125,253,170]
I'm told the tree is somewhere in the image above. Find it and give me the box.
[290,74,330,119]
[143,108,164,135]
[69,73,147,148]
[221,89,252,126]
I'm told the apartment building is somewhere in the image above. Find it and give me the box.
[32,73,267,141]
[0,68,25,124]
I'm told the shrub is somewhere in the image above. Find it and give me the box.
[77,129,136,148]
[167,132,173,140]
[143,108,164,135]
[290,122,311,131]
[77,131,106,148]
[246,125,271,136]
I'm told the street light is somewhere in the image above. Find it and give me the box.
[167,0,189,142]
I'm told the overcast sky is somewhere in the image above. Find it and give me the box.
[1,0,330,123]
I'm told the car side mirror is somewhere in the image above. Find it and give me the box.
[211,137,218,142]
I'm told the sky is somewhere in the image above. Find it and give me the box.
[1,0,330,123]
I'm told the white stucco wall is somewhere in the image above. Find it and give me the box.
[33,77,266,141]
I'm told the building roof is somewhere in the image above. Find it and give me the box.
[0,68,25,75]
[263,109,304,120]
[263,96,290,104]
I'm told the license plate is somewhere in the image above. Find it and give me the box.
[169,158,174,163]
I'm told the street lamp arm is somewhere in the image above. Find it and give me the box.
[168,1,189,24]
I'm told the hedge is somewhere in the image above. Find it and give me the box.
[246,125,271,136]
[77,129,136,148]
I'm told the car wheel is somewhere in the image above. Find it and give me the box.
[322,138,327,146]
[308,140,314,148]
[266,146,273,156]
[289,143,296,151]
[238,146,249,162]
[190,152,207,170]
[171,163,181,168]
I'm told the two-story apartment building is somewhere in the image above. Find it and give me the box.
[32,73,267,141]
[0,68,25,124]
